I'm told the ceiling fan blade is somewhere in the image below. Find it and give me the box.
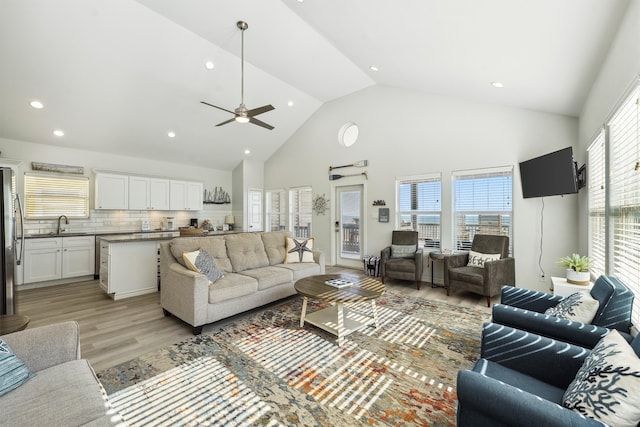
[215,117,236,127]
[249,116,274,130]
[201,101,235,115]
[246,104,274,117]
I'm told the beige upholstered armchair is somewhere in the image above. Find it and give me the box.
[380,230,424,290]
[444,234,515,307]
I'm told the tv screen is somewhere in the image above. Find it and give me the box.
[519,147,578,198]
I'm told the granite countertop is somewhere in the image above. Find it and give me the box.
[24,229,179,240]
[97,232,181,243]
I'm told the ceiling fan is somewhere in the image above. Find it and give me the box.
[201,21,275,130]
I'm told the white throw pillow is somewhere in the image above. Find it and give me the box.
[544,291,600,324]
[285,237,315,263]
[391,244,417,258]
[563,330,640,426]
[466,250,501,268]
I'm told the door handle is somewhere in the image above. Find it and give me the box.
[335,221,340,232]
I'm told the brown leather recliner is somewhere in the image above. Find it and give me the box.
[380,230,424,290]
[444,234,515,307]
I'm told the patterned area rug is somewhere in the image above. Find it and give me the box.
[97,291,489,426]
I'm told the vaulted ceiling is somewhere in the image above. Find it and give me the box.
[0,0,630,170]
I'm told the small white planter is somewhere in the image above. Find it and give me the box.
[566,269,590,286]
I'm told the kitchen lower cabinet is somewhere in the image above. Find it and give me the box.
[99,240,159,300]
[23,236,95,284]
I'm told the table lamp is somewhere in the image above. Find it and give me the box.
[225,215,235,230]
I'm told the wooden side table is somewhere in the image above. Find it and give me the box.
[0,314,30,335]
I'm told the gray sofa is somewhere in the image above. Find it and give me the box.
[0,321,122,426]
[160,231,325,334]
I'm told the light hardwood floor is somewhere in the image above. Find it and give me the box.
[15,267,494,372]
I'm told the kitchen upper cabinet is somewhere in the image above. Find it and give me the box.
[170,180,203,211]
[129,177,170,210]
[95,173,129,210]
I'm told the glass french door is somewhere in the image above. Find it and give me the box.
[335,185,363,268]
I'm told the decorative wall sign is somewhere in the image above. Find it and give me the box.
[313,193,329,215]
[378,207,390,222]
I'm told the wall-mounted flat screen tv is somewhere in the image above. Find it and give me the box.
[519,147,578,198]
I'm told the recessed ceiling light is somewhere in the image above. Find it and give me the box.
[53,129,64,137]
[244,149,251,155]
[369,66,379,72]
[297,0,304,3]
[491,81,505,88]
[30,100,44,109]
[287,100,294,107]
[167,131,176,138]
[205,61,215,70]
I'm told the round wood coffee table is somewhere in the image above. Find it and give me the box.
[294,273,385,346]
[0,314,30,335]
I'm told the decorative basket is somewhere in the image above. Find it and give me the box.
[179,227,208,236]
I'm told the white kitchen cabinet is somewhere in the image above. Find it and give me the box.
[23,236,95,284]
[99,239,159,299]
[170,180,203,211]
[129,176,170,210]
[95,173,129,210]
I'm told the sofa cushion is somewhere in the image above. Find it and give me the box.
[208,273,259,304]
[277,262,322,281]
[261,231,291,265]
[170,237,232,273]
[563,330,640,426]
[225,233,270,272]
[449,266,484,286]
[182,249,224,284]
[1,359,114,426]
[285,237,315,263]
[238,266,293,290]
[0,338,34,397]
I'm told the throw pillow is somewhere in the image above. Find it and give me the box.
[285,237,315,263]
[467,250,501,268]
[391,244,417,258]
[183,249,224,284]
[563,330,640,426]
[0,339,34,397]
[544,291,600,324]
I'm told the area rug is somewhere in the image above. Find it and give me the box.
[97,291,490,426]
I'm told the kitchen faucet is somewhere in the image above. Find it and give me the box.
[57,215,69,234]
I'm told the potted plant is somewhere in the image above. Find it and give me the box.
[559,253,591,285]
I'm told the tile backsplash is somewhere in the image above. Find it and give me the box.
[23,208,235,236]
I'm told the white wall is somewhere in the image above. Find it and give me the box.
[265,85,580,291]
[578,0,640,253]
[0,137,233,231]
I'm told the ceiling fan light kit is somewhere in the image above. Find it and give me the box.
[201,21,275,130]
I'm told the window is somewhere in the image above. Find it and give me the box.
[24,172,90,219]
[289,187,312,238]
[606,83,640,326]
[452,167,513,253]
[265,189,286,232]
[397,174,441,248]
[587,129,606,278]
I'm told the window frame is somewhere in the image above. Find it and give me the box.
[288,186,313,239]
[23,172,90,220]
[396,173,442,249]
[265,189,286,232]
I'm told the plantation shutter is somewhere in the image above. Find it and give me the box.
[24,172,90,219]
[452,166,513,254]
[265,189,286,232]
[608,85,640,326]
[397,173,441,247]
[587,129,606,278]
[289,186,312,238]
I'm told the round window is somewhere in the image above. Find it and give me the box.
[338,122,359,147]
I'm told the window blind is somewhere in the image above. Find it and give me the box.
[265,189,286,232]
[452,166,513,253]
[289,186,312,238]
[587,129,606,278]
[608,84,640,327]
[24,172,90,219]
[397,173,441,248]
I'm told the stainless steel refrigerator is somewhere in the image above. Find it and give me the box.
[1,167,24,315]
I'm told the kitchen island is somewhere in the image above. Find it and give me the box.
[98,231,238,300]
